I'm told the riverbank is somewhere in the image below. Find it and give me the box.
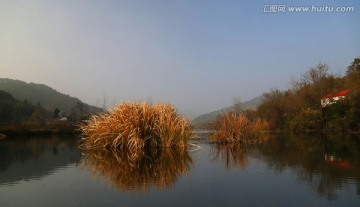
[0,128,78,136]
[0,121,78,136]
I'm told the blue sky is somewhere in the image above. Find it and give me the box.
[1,0,359,118]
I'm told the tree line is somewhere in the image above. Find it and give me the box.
[0,90,90,125]
[254,58,360,132]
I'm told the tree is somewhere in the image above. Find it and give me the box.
[291,63,343,110]
[102,94,107,109]
[301,63,329,86]
[257,89,288,129]
[256,59,356,131]
[32,103,42,123]
[54,108,60,119]
[0,90,15,122]
[77,102,85,120]
[345,58,360,93]
[346,58,360,75]
[345,93,360,131]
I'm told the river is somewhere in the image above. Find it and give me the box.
[0,132,359,206]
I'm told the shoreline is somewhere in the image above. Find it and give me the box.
[0,128,79,136]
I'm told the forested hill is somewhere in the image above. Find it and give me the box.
[0,78,102,115]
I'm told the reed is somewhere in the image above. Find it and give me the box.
[78,101,194,150]
[211,112,268,143]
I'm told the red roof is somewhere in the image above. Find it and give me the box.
[322,90,351,99]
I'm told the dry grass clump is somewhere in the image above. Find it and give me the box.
[81,148,192,191]
[211,112,269,143]
[79,101,194,150]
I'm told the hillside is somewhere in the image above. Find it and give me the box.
[0,78,102,116]
[192,95,264,124]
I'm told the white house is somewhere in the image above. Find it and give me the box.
[321,90,350,108]
[59,117,68,121]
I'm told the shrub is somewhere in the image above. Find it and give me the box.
[211,112,268,143]
[79,101,194,150]
[287,108,322,132]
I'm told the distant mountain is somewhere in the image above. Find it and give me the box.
[192,95,264,124]
[0,78,102,116]
[178,108,199,120]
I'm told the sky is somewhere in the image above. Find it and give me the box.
[1,0,359,118]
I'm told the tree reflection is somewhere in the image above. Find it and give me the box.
[81,148,192,191]
[0,136,80,184]
[210,133,360,200]
[258,133,360,200]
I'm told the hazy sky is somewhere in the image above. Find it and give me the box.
[1,0,359,118]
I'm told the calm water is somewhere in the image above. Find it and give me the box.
[0,133,359,207]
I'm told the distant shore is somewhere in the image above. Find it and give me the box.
[0,122,79,137]
[0,128,78,136]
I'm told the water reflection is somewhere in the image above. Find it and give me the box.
[81,148,192,191]
[211,133,360,200]
[210,144,255,169]
[0,136,80,185]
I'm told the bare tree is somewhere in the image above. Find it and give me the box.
[292,63,329,90]
[102,94,107,109]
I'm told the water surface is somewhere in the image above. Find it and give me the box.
[0,133,359,206]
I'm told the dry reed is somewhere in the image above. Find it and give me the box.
[211,112,268,143]
[78,101,194,150]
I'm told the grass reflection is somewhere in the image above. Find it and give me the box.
[211,143,257,169]
[81,147,192,191]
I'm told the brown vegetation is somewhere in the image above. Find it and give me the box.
[79,101,194,150]
[256,58,360,132]
[0,120,75,135]
[211,112,269,143]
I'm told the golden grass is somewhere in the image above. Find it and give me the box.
[81,148,192,191]
[78,101,194,150]
[211,112,269,143]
